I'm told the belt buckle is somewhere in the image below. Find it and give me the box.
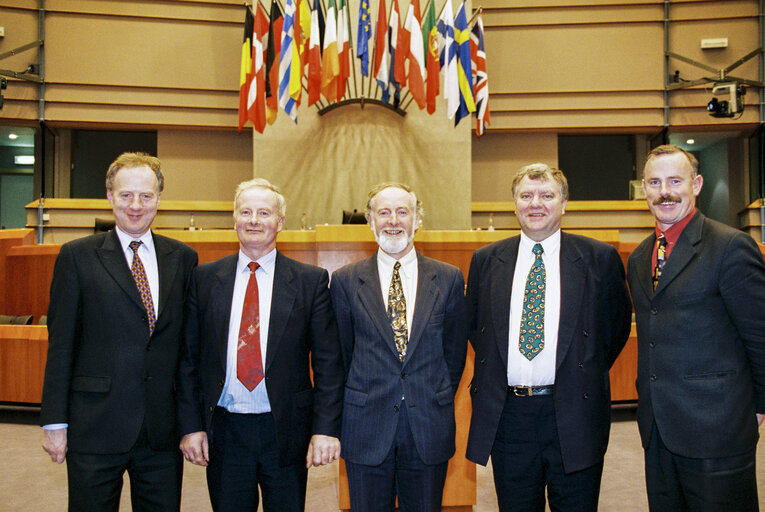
[512,385,531,397]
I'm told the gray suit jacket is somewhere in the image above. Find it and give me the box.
[627,211,765,458]
[330,251,468,466]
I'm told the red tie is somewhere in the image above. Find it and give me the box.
[129,241,156,335]
[237,262,264,391]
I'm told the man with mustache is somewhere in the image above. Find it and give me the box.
[627,145,765,511]
[330,182,468,512]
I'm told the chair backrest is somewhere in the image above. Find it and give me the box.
[0,315,34,325]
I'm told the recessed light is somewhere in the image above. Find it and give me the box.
[14,155,34,165]
[686,138,695,145]
[8,133,18,140]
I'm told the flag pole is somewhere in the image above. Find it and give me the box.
[467,5,482,28]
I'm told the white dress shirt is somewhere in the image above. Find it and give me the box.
[507,230,562,387]
[218,249,276,414]
[376,246,418,337]
[116,227,159,312]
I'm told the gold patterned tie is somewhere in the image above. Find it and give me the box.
[519,243,545,361]
[129,241,156,335]
[653,233,667,290]
[387,261,408,362]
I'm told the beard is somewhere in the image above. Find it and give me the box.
[372,220,414,256]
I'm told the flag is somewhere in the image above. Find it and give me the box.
[307,0,323,105]
[372,0,390,98]
[437,0,457,118]
[356,0,372,76]
[247,4,270,133]
[404,0,426,109]
[453,0,475,126]
[422,0,439,114]
[266,0,284,125]
[337,0,351,100]
[321,0,339,102]
[279,0,299,121]
[238,7,255,131]
[297,0,312,61]
[390,0,406,86]
[471,14,490,136]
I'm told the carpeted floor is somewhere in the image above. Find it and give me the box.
[0,405,761,511]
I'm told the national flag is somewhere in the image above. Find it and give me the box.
[266,0,284,124]
[356,0,372,76]
[372,0,390,98]
[390,0,406,86]
[307,0,323,105]
[404,0,426,109]
[321,0,339,102]
[422,0,439,114]
[238,7,255,132]
[453,0,475,126]
[437,0,457,118]
[279,0,299,121]
[337,0,351,100]
[247,4,270,133]
[471,14,490,136]
[297,0,312,60]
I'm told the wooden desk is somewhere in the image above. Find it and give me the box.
[0,325,48,403]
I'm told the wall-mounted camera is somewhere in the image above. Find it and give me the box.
[707,82,744,118]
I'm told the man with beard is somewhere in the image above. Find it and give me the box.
[329,182,468,512]
[627,145,765,511]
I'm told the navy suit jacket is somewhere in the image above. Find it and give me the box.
[465,232,632,473]
[330,251,468,466]
[40,229,198,453]
[627,211,765,458]
[177,251,344,467]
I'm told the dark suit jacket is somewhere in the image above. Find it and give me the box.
[177,251,344,467]
[627,211,765,458]
[40,230,198,453]
[330,251,468,466]
[465,232,631,474]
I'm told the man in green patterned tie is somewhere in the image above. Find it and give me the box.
[465,164,632,512]
[330,182,468,512]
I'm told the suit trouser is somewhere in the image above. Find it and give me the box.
[345,403,448,512]
[645,421,759,512]
[490,392,603,512]
[206,407,307,512]
[65,423,182,512]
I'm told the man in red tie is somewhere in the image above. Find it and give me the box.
[40,152,198,511]
[177,178,344,512]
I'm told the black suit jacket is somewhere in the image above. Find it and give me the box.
[330,251,468,466]
[177,251,344,467]
[465,232,632,473]
[40,230,198,453]
[627,211,765,458]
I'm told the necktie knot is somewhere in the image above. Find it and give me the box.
[129,240,142,254]
[532,243,544,257]
[248,261,260,273]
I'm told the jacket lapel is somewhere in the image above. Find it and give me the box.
[96,230,144,311]
[357,253,400,360]
[266,251,297,370]
[490,237,519,371]
[632,235,656,300]
[153,234,182,321]
[213,255,237,370]
[557,233,585,371]
[405,253,440,365]
[654,212,703,295]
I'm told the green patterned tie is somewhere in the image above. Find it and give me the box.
[387,261,408,362]
[519,243,545,361]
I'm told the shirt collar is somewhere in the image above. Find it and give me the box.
[238,248,277,275]
[519,229,561,258]
[377,245,417,277]
[115,226,155,254]
[654,208,696,244]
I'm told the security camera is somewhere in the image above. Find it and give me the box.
[707,82,744,118]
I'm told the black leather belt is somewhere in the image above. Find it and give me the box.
[508,385,554,397]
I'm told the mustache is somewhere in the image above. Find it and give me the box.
[652,195,681,205]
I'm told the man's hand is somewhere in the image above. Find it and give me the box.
[305,434,341,468]
[757,413,764,426]
[180,431,209,466]
[42,428,68,464]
